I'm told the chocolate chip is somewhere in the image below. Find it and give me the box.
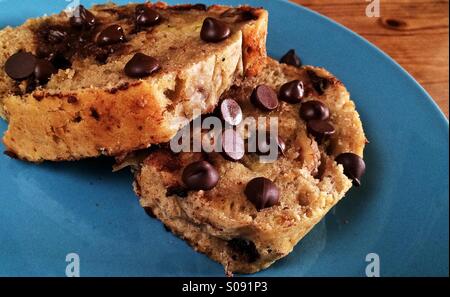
[34,59,56,84]
[70,5,96,28]
[300,100,330,121]
[335,153,366,187]
[280,49,302,67]
[228,238,260,263]
[222,129,245,161]
[166,186,189,197]
[251,85,279,111]
[172,4,208,11]
[97,24,126,46]
[279,80,305,104]
[35,45,53,60]
[5,52,37,81]
[182,160,219,191]
[47,28,68,44]
[135,5,161,27]
[220,99,242,126]
[124,53,160,78]
[307,70,329,95]
[35,17,126,68]
[307,119,335,138]
[244,177,280,210]
[51,54,72,70]
[200,17,231,43]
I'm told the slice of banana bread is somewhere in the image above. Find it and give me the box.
[0,2,268,161]
[133,58,367,274]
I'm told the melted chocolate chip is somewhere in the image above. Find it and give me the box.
[25,77,37,93]
[96,24,126,46]
[222,129,245,161]
[219,99,242,126]
[38,25,68,46]
[244,177,280,210]
[251,85,279,111]
[35,21,123,72]
[124,53,161,78]
[166,186,189,197]
[51,54,72,70]
[228,238,260,263]
[300,100,330,121]
[47,28,69,44]
[200,17,231,43]
[5,52,37,81]
[34,59,57,84]
[279,80,305,104]
[70,5,96,29]
[307,70,330,95]
[335,153,366,187]
[220,8,258,21]
[95,52,109,64]
[280,49,302,67]
[182,161,219,191]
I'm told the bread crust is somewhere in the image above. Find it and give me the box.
[0,2,268,161]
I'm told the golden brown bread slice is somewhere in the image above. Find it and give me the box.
[0,2,268,161]
[133,58,367,274]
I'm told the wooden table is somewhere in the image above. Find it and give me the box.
[291,0,449,117]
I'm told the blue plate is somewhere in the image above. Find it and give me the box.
[0,0,448,277]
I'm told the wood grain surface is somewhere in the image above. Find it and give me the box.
[291,0,449,117]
